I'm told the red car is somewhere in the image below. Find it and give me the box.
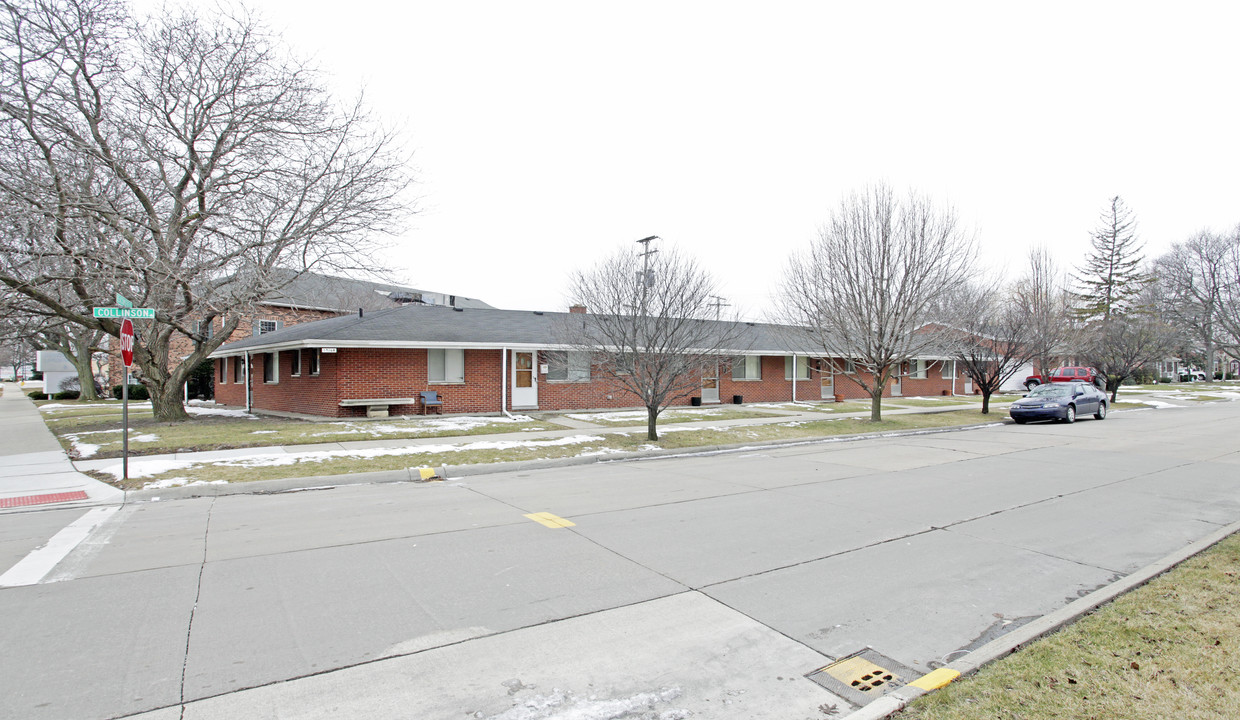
[1024,366,1104,391]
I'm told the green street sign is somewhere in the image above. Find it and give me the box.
[93,307,155,319]
[115,293,133,308]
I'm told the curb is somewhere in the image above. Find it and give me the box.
[120,419,1007,503]
[837,517,1240,720]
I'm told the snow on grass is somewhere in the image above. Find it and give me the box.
[64,428,160,458]
[563,408,732,423]
[1134,399,1178,409]
[309,414,536,437]
[100,434,607,480]
[186,403,258,418]
[143,477,227,491]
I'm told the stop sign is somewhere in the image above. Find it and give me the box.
[119,318,135,368]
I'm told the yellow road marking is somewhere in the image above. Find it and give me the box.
[524,512,576,528]
[908,668,961,691]
[416,467,439,480]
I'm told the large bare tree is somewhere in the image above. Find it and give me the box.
[0,0,411,420]
[777,183,977,421]
[558,239,744,441]
[1155,231,1233,381]
[1012,245,1072,383]
[940,281,1037,414]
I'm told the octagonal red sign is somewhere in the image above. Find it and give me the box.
[119,318,135,368]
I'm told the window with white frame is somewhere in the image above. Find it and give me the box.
[290,349,301,376]
[257,319,280,335]
[546,351,591,382]
[428,348,465,383]
[732,355,761,380]
[844,359,857,374]
[263,351,278,383]
[784,356,811,380]
[910,359,927,379]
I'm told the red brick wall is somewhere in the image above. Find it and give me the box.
[224,349,965,417]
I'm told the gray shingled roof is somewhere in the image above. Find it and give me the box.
[210,304,825,357]
[257,270,492,312]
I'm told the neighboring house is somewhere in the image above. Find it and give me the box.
[209,304,973,418]
[35,351,78,394]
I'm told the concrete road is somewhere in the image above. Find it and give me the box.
[2,402,1238,719]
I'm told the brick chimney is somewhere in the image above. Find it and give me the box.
[569,304,587,314]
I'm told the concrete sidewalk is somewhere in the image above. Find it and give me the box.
[0,383,124,511]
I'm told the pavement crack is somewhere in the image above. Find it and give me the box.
[179,496,215,720]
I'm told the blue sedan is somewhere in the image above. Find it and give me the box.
[1009,381,1108,424]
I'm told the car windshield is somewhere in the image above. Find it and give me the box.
[1029,385,1072,398]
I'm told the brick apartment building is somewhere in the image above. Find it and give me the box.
[210,304,974,418]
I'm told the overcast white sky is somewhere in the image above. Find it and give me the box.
[148,1,1240,318]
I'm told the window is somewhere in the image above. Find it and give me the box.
[290,349,301,376]
[732,356,761,380]
[845,359,857,374]
[910,360,927,379]
[256,319,281,335]
[546,351,591,382]
[308,348,320,376]
[263,352,278,383]
[233,356,242,383]
[218,358,226,383]
[784,356,811,380]
[428,348,464,383]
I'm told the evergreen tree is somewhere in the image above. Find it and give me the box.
[1073,197,1149,323]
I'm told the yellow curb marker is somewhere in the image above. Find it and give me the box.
[908,668,961,691]
[524,512,575,529]
[416,467,439,480]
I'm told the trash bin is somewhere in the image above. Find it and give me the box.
[732,394,743,404]
[690,396,702,406]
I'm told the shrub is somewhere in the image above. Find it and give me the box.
[58,376,81,393]
[53,390,81,400]
[111,384,150,400]
[27,391,48,400]
[1159,377,1172,384]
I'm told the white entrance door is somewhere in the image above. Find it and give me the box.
[821,366,834,399]
[891,365,903,397]
[512,351,538,408]
[702,365,720,404]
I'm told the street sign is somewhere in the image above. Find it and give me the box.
[119,319,135,368]
[115,293,133,308]
[93,307,155,319]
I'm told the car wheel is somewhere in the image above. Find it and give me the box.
[1095,402,1106,420]
[1064,405,1076,423]
[1025,380,1039,391]
[1013,417,1027,425]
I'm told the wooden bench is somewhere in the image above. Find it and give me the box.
[338,397,420,418]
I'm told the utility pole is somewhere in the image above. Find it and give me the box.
[636,235,659,318]
[709,295,730,320]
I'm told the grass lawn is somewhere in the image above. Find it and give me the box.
[902,531,1240,720]
[38,400,556,459]
[558,406,786,426]
[89,408,1002,489]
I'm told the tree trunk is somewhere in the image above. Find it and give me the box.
[646,405,659,441]
[981,389,991,414]
[150,385,190,422]
[870,389,883,422]
[70,336,99,400]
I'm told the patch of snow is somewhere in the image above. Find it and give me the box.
[1135,399,1177,409]
[250,430,279,434]
[70,440,100,458]
[310,414,535,438]
[105,434,607,481]
[131,433,160,443]
[187,405,257,418]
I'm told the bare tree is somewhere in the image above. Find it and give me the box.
[940,282,1037,414]
[1219,227,1240,372]
[777,183,977,421]
[0,0,411,420]
[1083,305,1176,402]
[558,240,745,441]
[1153,231,1231,382]
[1012,245,1072,383]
